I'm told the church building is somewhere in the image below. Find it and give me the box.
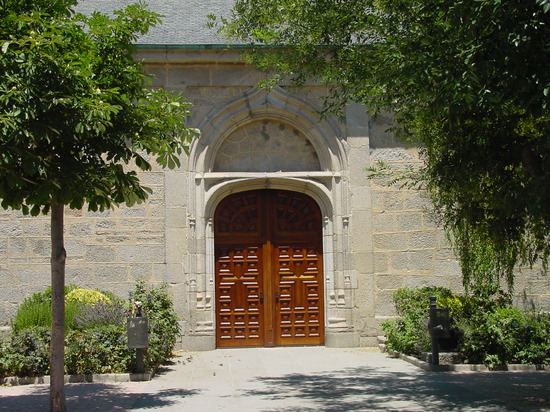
[0,0,547,350]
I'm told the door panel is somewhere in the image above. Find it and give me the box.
[215,190,324,347]
[216,246,264,346]
[274,245,323,345]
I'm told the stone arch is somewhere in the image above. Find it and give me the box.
[203,178,337,346]
[212,119,321,172]
[204,177,333,220]
[185,85,356,349]
[189,86,348,174]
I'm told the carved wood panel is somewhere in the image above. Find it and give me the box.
[274,245,324,345]
[216,246,264,347]
[215,190,324,347]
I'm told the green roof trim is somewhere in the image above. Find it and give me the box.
[134,44,253,50]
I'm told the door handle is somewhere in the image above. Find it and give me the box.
[259,293,263,303]
[275,292,279,303]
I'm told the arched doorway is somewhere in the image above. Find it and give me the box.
[214,189,325,347]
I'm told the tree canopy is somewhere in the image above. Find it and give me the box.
[1,1,198,410]
[0,0,197,215]
[217,0,550,290]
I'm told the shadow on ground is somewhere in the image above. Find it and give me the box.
[0,384,200,411]
[241,365,550,412]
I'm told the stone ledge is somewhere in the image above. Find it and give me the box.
[420,351,465,365]
[1,371,153,386]
[377,336,550,372]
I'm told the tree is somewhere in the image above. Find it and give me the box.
[215,0,550,291]
[0,1,198,410]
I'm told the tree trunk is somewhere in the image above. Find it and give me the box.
[50,203,66,412]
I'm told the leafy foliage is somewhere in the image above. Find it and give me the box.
[0,3,196,406]
[0,327,51,377]
[11,287,81,332]
[0,0,198,215]
[217,0,550,289]
[383,286,550,365]
[131,280,181,370]
[72,300,127,330]
[66,288,110,306]
[381,287,454,356]
[1,281,181,378]
[458,306,550,366]
[65,324,132,375]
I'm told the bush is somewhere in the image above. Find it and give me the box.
[458,307,550,366]
[0,325,134,378]
[66,288,111,306]
[381,286,454,356]
[12,295,82,333]
[0,327,51,377]
[65,325,132,375]
[130,281,181,371]
[1,281,180,378]
[518,312,550,365]
[11,298,52,333]
[73,300,127,330]
[383,286,550,366]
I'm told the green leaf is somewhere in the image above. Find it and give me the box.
[0,3,194,214]
[220,0,550,288]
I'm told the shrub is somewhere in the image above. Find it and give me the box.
[517,312,550,365]
[2,281,180,377]
[436,295,464,318]
[458,307,550,366]
[381,286,454,356]
[0,327,51,377]
[392,287,455,318]
[65,325,132,375]
[11,299,52,333]
[383,286,550,366]
[130,281,181,371]
[12,296,82,332]
[66,288,111,306]
[73,300,127,330]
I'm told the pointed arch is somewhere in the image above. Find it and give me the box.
[189,86,348,174]
[185,85,355,349]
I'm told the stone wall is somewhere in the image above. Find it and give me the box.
[214,119,321,172]
[1,49,548,346]
[0,165,181,325]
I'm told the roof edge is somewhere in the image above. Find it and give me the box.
[134,44,251,50]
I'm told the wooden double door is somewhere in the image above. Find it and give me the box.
[215,189,324,347]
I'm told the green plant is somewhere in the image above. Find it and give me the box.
[436,295,464,319]
[65,325,132,375]
[0,327,51,378]
[515,312,550,365]
[130,281,181,371]
[66,288,111,306]
[217,0,550,290]
[1,0,198,404]
[12,292,82,332]
[381,286,454,356]
[72,300,127,330]
[383,286,550,366]
[458,307,550,366]
[12,299,52,333]
[2,282,180,378]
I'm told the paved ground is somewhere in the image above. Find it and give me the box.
[0,347,549,411]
